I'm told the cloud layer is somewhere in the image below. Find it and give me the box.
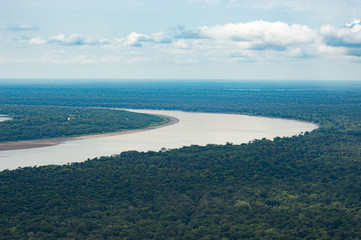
[48,34,109,46]
[320,19,361,56]
[8,19,361,64]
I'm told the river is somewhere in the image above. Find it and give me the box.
[0,109,318,171]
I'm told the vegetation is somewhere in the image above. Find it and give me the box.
[1,80,361,239]
[0,105,166,142]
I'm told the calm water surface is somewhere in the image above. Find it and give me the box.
[0,109,318,171]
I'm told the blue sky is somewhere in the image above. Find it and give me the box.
[1,0,361,80]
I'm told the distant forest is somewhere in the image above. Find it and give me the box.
[1,80,361,239]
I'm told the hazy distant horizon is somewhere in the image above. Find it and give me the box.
[1,78,361,83]
[2,78,361,91]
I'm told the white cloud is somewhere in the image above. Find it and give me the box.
[124,32,147,47]
[13,36,46,45]
[29,37,46,45]
[345,19,361,31]
[122,32,171,47]
[114,21,320,61]
[200,21,318,49]
[48,34,109,46]
[152,20,321,63]
[173,39,191,49]
[320,19,361,56]
[320,19,361,46]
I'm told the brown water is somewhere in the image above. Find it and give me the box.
[0,109,318,171]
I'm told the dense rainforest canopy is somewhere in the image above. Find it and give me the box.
[0,105,166,142]
[1,80,361,239]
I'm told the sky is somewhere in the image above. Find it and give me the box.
[1,0,361,80]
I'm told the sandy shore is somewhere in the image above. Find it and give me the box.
[0,114,179,151]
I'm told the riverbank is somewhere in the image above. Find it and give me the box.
[0,115,179,151]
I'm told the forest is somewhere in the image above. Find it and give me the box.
[1,80,361,239]
[0,105,166,142]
